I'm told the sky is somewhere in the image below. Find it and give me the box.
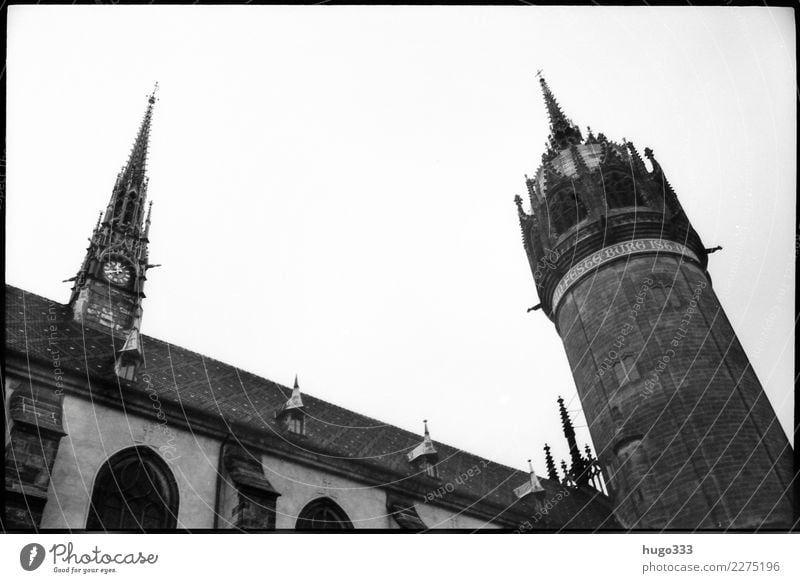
[6,5,795,475]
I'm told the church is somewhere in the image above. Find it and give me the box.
[4,76,793,531]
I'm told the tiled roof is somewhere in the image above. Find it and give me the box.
[5,284,616,529]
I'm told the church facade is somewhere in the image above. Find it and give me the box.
[4,78,792,531]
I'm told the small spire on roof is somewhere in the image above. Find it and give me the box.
[544,443,559,482]
[514,458,545,499]
[284,374,304,410]
[407,419,438,463]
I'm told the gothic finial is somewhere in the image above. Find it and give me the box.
[148,81,159,105]
[294,374,299,389]
[143,201,154,239]
[544,443,559,481]
[558,396,574,438]
[558,396,586,480]
[627,140,647,174]
[514,194,524,214]
[423,419,430,437]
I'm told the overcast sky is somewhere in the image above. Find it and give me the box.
[7,6,795,475]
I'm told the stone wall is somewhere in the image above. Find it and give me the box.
[556,255,793,528]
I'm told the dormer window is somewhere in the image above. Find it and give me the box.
[275,375,306,437]
[408,420,439,479]
[287,415,305,436]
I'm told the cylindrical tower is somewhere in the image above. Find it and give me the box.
[516,76,793,529]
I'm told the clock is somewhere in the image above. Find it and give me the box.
[102,259,133,287]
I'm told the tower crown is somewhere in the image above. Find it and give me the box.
[516,75,706,320]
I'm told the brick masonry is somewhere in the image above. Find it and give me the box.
[556,254,794,528]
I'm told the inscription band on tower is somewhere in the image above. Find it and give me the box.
[551,239,699,313]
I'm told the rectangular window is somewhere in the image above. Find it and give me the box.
[287,416,305,435]
[422,460,439,479]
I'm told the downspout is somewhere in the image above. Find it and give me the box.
[213,433,232,529]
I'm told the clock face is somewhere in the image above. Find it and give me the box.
[102,259,132,287]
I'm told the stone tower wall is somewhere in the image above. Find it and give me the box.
[555,252,793,528]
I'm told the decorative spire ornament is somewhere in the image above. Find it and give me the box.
[544,443,559,482]
[407,419,438,463]
[513,459,545,499]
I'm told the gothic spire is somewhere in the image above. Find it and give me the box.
[558,396,587,483]
[537,73,583,151]
[69,85,160,341]
[543,443,559,482]
[123,83,158,190]
[104,83,159,232]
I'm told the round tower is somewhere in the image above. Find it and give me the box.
[516,75,793,529]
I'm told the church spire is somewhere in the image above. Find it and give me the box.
[537,73,583,152]
[69,86,160,346]
[104,83,158,233]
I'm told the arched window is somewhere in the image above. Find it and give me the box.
[86,446,179,530]
[602,170,644,210]
[548,188,587,234]
[296,497,353,530]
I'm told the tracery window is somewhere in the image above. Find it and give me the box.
[86,446,179,530]
[602,170,644,209]
[296,497,353,530]
[548,188,587,233]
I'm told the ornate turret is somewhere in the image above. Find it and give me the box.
[68,85,160,379]
[516,74,707,321]
[515,74,794,529]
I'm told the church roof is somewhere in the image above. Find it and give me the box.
[5,284,615,529]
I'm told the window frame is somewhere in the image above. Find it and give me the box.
[86,446,179,531]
